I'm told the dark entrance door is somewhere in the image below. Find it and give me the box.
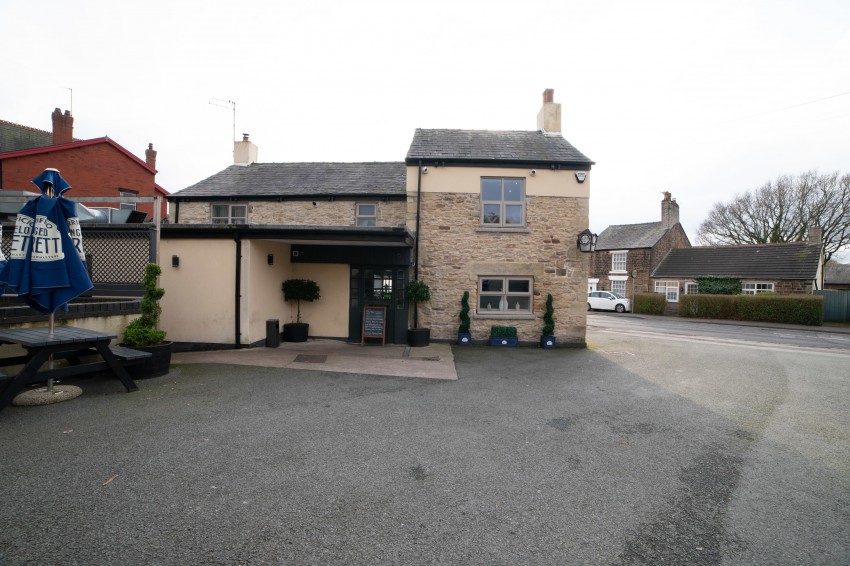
[349,267,408,344]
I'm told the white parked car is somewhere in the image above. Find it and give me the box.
[587,291,631,313]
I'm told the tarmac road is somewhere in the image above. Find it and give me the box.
[0,329,848,565]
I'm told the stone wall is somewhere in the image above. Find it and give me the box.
[176,200,407,227]
[412,192,589,345]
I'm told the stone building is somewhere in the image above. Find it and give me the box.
[589,192,691,300]
[161,91,594,348]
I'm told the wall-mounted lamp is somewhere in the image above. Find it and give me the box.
[172,255,180,268]
[575,172,587,183]
[267,254,274,266]
[576,229,598,253]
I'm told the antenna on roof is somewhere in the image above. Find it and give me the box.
[59,86,73,113]
[209,98,237,157]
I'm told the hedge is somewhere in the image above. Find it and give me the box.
[679,294,823,326]
[633,293,666,315]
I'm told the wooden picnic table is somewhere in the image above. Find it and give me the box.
[0,326,146,412]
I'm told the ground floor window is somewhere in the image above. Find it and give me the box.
[654,280,679,302]
[742,282,774,295]
[611,280,626,295]
[478,276,532,313]
[685,282,698,295]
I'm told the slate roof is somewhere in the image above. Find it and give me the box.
[170,162,407,200]
[652,242,822,280]
[825,261,850,285]
[405,129,593,167]
[596,222,669,250]
[0,120,53,153]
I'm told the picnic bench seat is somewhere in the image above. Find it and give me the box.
[108,345,152,365]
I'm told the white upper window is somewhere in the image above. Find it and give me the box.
[356,203,377,227]
[611,251,627,273]
[211,204,247,224]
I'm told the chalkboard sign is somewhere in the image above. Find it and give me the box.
[362,306,387,345]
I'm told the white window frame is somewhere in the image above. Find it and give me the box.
[477,276,533,314]
[741,282,775,295]
[588,278,599,294]
[480,177,526,227]
[356,203,377,227]
[211,203,248,224]
[611,280,626,295]
[654,280,680,302]
[610,251,627,273]
[118,189,137,211]
[685,282,698,295]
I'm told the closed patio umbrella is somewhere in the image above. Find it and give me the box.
[0,168,93,401]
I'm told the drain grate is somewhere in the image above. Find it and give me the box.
[293,354,327,364]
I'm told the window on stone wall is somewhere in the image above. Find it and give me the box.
[611,251,627,273]
[478,276,533,313]
[211,204,247,224]
[741,282,774,295]
[480,177,525,227]
[356,203,377,227]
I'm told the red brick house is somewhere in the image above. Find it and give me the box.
[589,192,691,298]
[0,108,168,220]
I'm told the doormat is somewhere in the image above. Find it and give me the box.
[293,354,327,364]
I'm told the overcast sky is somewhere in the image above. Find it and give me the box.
[2,0,848,258]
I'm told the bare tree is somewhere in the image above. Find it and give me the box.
[697,171,850,262]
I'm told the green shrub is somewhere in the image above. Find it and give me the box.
[122,263,167,347]
[633,292,666,315]
[458,291,471,334]
[490,325,517,338]
[542,294,555,336]
[679,294,823,325]
[695,277,742,295]
[282,279,321,324]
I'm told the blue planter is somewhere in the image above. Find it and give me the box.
[489,336,518,347]
[457,332,472,345]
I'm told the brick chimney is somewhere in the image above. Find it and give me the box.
[661,191,680,228]
[51,108,74,145]
[807,226,823,244]
[145,143,157,170]
[536,88,561,133]
[234,133,258,165]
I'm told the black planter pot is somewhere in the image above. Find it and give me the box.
[283,323,309,342]
[408,328,430,347]
[126,341,173,379]
[540,335,557,349]
[457,332,472,345]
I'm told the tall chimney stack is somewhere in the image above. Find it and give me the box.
[51,108,74,145]
[234,133,258,165]
[145,143,157,170]
[661,191,680,228]
[536,88,561,133]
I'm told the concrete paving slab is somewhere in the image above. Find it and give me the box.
[172,339,458,380]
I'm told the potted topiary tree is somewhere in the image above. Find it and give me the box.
[406,279,431,347]
[457,291,472,345]
[122,263,172,378]
[281,278,321,342]
[540,293,556,349]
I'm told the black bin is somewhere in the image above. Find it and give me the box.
[265,319,280,348]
